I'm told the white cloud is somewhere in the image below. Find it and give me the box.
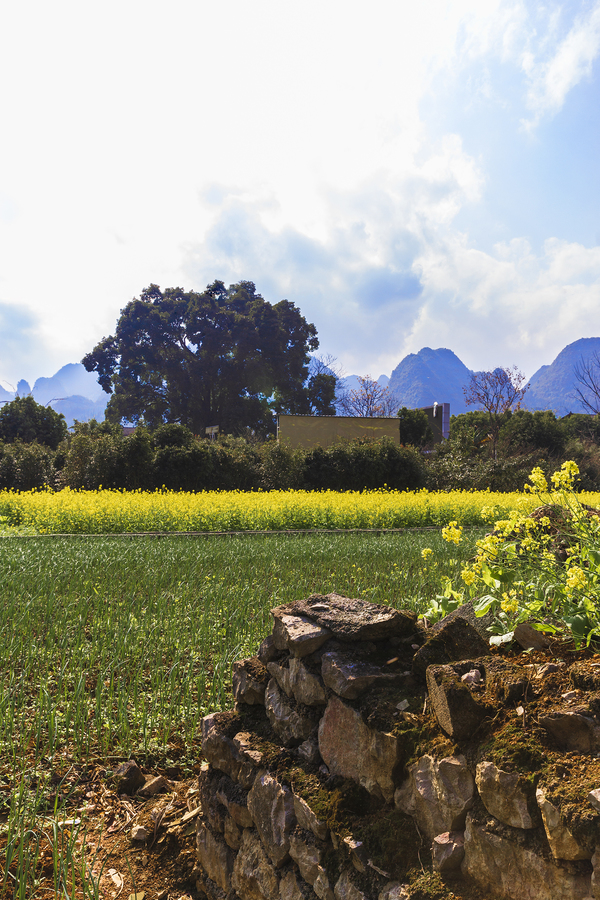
[0,0,597,390]
[407,234,600,377]
[523,1,600,126]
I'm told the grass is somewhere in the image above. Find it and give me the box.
[0,529,481,897]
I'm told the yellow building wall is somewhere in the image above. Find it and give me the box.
[277,415,400,450]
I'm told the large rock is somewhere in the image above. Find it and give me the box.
[431,831,465,873]
[112,760,145,795]
[412,617,489,679]
[476,762,536,829]
[233,657,269,705]
[333,870,368,900]
[268,660,295,697]
[279,869,318,900]
[426,663,489,741]
[321,653,403,700]
[265,679,320,747]
[274,594,416,643]
[215,774,254,828]
[289,833,325,886]
[536,786,593,860]
[201,714,263,788]
[196,823,236,893]
[269,659,327,707]
[294,794,329,841]
[289,658,328,706]
[428,600,495,642]
[462,811,593,899]
[318,695,401,801]
[539,708,600,754]
[232,828,281,900]
[394,754,474,840]
[248,774,297,867]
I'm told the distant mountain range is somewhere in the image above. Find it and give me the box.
[342,337,600,417]
[2,337,599,428]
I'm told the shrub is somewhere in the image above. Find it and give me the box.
[0,396,67,450]
[301,439,425,491]
[0,441,56,490]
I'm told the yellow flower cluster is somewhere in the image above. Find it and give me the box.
[0,480,598,535]
[551,460,580,491]
[501,590,520,615]
[565,564,589,595]
[441,521,463,544]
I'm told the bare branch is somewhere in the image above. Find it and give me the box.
[574,352,600,415]
[463,365,529,459]
[338,375,399,417]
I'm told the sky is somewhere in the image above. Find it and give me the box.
[0,0,599,390]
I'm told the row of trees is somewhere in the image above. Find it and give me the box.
[1,402,600,493]
[0,422,426,493]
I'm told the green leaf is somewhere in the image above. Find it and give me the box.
[564,614,590,645]
[473,595,497,616]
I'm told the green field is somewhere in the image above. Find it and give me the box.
[0,530,481,896]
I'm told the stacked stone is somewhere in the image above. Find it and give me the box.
[196,593,420,900]
[196,594,600,900]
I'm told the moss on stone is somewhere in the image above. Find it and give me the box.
[475,712,548,780]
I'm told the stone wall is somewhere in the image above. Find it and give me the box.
[194,594,600,900]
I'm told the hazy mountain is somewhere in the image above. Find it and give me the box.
[0,364,108,427]
[388,347,473,414]
[52,394,109,426]
[525,338,600,416]
[32,363,105,406]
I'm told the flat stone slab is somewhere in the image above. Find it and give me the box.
[273,594,415,643]
[272,612,332,657]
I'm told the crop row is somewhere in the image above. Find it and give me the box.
[2,486,600,534]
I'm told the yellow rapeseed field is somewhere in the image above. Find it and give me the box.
[2,486,600,534]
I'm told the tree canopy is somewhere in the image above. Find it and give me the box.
[0,395,67,449]
[82,281,334,436]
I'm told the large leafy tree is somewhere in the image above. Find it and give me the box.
[83,281,333,435]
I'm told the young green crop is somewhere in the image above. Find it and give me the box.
[0,529,480,897]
